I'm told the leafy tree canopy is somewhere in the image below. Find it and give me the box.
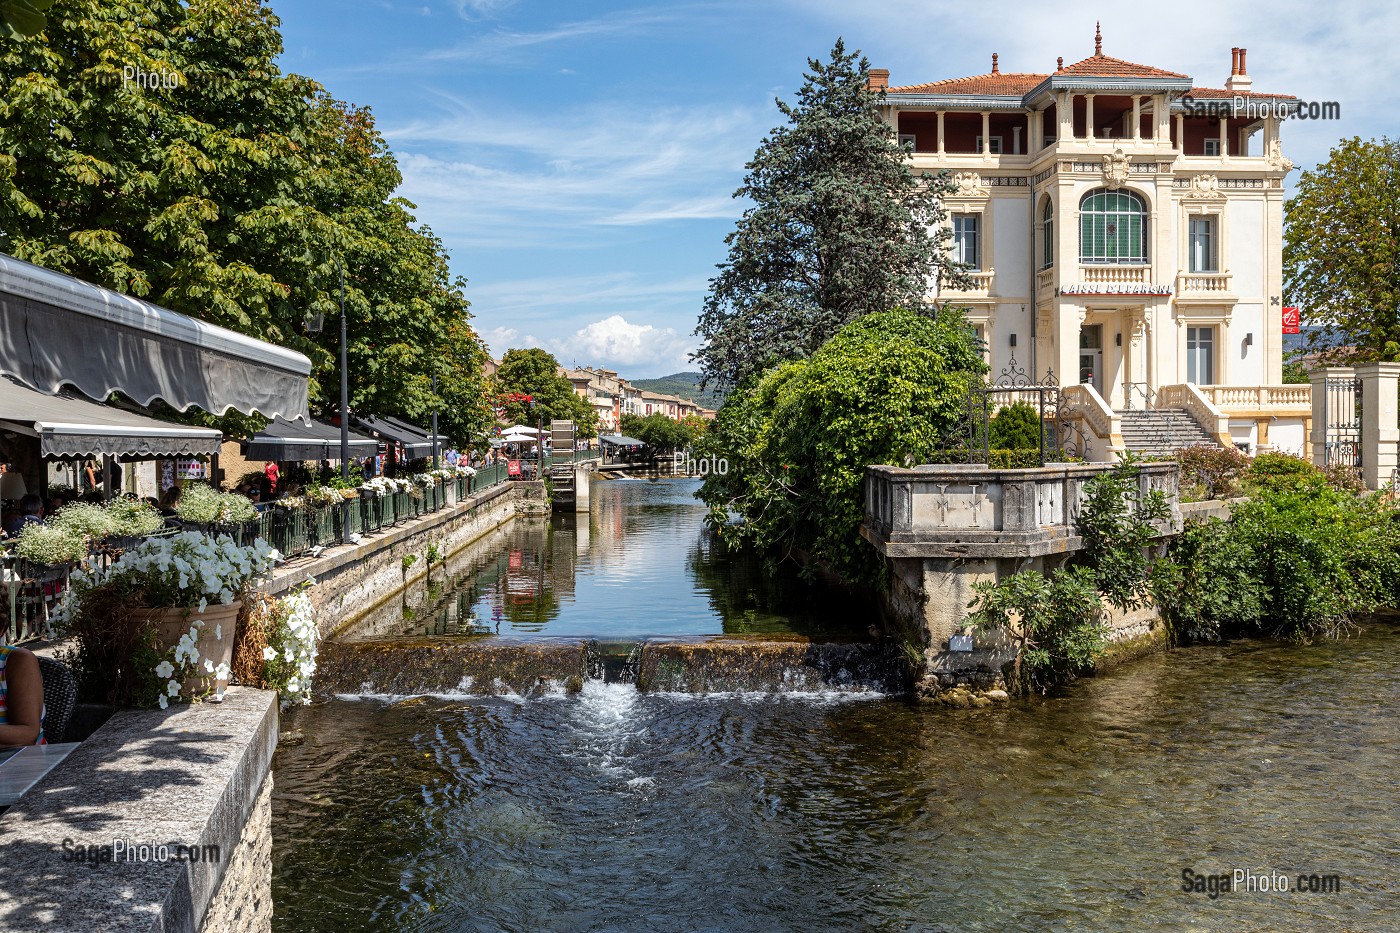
[1284,136,1400,362]
[697,307,984,586]
[693,39,969,390]
[0,0,490,444]
[620,412,694,453]
[494,348,599,436]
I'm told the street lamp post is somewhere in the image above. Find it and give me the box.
[431,369,440,470]
[338,258,352,544]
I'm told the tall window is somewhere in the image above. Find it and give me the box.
[1041,200,1054,269]
[1079,189,1147,264]
[953,214,980,269]
[1187,326,1215,384]
[1188,216,1217,272]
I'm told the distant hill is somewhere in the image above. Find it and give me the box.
[630,371,725,408]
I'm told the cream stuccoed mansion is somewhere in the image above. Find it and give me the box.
[875,28,1311,458]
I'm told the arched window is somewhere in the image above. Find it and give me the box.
[1041,199,1054,269]
[1079,189,1147,264]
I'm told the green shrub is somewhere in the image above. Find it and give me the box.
[14,523,87,565]
[175,483,257,524]
[1245,451,1322,492]
[1175,444,1250,501]
[51,503,118,540]
[989,402,1044,450]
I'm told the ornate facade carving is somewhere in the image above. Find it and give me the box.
[1266,137,1295,173]
[1101,148,1130,189]
[1183,173,1225,200]
[951,171,988,197]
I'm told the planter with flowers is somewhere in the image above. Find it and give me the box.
[54,531,280,708]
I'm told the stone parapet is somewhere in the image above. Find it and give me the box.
[0,688,278,933]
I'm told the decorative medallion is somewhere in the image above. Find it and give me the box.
[1101,148,1130,189]
[951,171,988,197]
[1184,174,1225,200]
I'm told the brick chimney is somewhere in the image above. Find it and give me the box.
[1225,46,1253,91]
[868,68,889,92]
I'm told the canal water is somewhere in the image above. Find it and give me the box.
[273,478,1400,931]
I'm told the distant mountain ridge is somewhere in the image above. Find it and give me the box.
[630,371,725,408]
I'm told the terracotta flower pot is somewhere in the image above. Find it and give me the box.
[144,600,243,700]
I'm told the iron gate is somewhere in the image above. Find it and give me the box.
[933,354,1085,466]
[1323,375,1362,468]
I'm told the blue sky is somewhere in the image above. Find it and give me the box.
[275,0,1398,378]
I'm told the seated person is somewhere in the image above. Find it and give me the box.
[158,486,182,516]
[0,645,45,747]
[3,495,43,537]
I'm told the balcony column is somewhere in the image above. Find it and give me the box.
[1057,305,1082,390]
[1218,117,1229,161]
[1058,92,1074,141]
[1174,113,1184,152]
[1131,96,1141,140]
[1153,95,1169,141]
[981,111,991,160]
[1029,110,1041,151]
[936,111,945,155]
[1085,94,1095,140]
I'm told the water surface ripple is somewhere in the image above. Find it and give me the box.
[274,625,1400,932]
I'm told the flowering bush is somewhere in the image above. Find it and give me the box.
[411,472,438,488]
[260,587,319,703]
[59,531,280,615]
[13,523,87,565]
[176,483,257,524]
[102,498,166,536]
[428,465,474,481]
[51,502,117,540]
[362,476,411,495]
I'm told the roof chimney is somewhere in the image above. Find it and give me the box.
[868,68,889,92]
[1094,21,1102,57]
[991,53,999,74]
[1225,46,1253,91]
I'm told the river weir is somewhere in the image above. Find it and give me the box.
[273,478,1400,931]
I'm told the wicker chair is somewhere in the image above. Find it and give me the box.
[36,656,78,744]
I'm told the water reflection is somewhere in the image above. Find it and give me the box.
[345,478,875,642]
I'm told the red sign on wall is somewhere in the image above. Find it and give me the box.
[1282,306,1301,334]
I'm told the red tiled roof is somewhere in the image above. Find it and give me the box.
[1184,86,1298,99]
[1055,54,1188,79]
[890,72,1048,96]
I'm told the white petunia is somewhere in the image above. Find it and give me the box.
[262,646,277,660]
[155,660,174,679]
[203,658,215,674]
[214,662,230,679]
[158,694,169,710]
[167,680,181,697]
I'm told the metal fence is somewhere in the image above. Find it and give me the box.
[1323,375,1362,468]
[1,466,517,644]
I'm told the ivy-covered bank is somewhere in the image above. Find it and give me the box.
[969,451,1400,697]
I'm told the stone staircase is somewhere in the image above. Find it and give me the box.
[1118,409,1218,456]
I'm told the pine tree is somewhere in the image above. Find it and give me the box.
[694,39,969,389]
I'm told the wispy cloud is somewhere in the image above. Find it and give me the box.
[385,99,762,248]
[479,312,697,376]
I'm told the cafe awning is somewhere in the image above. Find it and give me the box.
[355,416,445,459]
[599,434,645,447]
[0,377,221,459]
[245,417,378,462]
[0,252,312,421]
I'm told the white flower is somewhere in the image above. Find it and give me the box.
[203,658,215,674]
[262,646,277,660]
[214,623,222,641]
[167,680,181,697]
[284,647,294,663]
[214,662,230,679]
[286,678,300,693]
[158,694,169,710]
[155,660,174,679]
[198,597,208,614]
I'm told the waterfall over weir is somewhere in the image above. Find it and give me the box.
[314,636,908,699]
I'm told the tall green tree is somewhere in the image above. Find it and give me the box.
[697,308,984,586]
[494,348,599,436]
[0,0,492,444]
[694,39,969,390]
[1284,136,1400,361]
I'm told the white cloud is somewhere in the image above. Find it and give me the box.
[553,315,697,374]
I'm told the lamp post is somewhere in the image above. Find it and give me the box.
[338,258,352,545]
[431,369,440,470]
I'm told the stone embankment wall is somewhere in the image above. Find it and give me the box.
[265,480,544,637]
